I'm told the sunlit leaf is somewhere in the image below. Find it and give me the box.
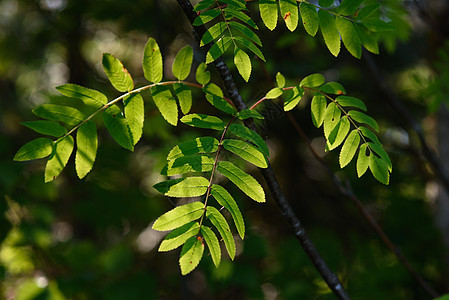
[14,138,54,161]
[237,109,264,120]
[75,121,97,179]
[336,95,367,111]
[339,129,360,168]
[265,87,283,99]
[280,0,299,31]
[181,114,226,130]
[103,105,133,151]
[174,83,192,115]
[323,102,341,139]
[102,53,134,92]
[196,62,211,85]
[228,123,269,156]
[336,17,362,58]
[153,177,210,198]
[357,143,370,177]
[158,222,200,252]
[284,86,304,111]
[152,201,204,231]
[200,22,227,46]
[225,7,258,29]
[276,72,285,88]
[206,206,236,260]
[327,115,350,150]
[354,23,379,54]
[368,142,392,171]
[151,85,178,126]
[33,104,85,126]
[234,48,252,82]
[369,155,390,185]
[162,155,214,176]
[318,10,340,57]
[223,139,268,168]
[21,120,67,137]
[179,236,204,275]
[259,0,278,31]
[320,82,346,94]
[56,84,107,108]
[348,110,379,132]
[45,135,74,182]
[234,36,266,61]
[311,94,327,128]
[193,9,221,25]
[172,46,193,81]
[300,73,325,87]
[167,137,219,160]
[228,21,262,46]
[123,93,144,145]
[143,37,163,83]
[206,37,232,64]
[300,2,318,36]
[201,226,221,267]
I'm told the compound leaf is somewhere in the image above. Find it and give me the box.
[103,105,133,151]
[151,85,178,126]
[153,177,210,198]
[21,120,67,137]
[179,236,204,275]
[14,138,54,161]
[102,53,134,92]
[172,46,193,81]
[75,121,97,179]
[152,201,204,231]
[201,226,221,267]
[217,161,265,203]
[159,222,200,252]
[143,37,163,83]
[56,84,107,108]
[222,139,268,168]
[206,206,236,260]
[45,135,74,183]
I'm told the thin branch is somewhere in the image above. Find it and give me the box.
[176,1,350,299]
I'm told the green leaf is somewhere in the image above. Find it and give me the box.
[357,143,370,177]
[206,37,232,64]
[167,137,219,160]
[193,9,221,25]
[320,82,346,94]
[337,0,363,16]
[339,129,360,168]
[56,84,107,108]
[265,87,283,99]
[300,2,319,36]
[179,236,204,275]
[33,104,84,126]
[217,161,265,203]
[356,4,380,20]
[237,109,264,120]
[153,177,210,198]
[203,82,223,97]
[259,0,278,31]
[75,121,97,179]
[14,138,54,161]
[103,105,133,151]
[318,10,341,57]
[102,53,134,92]
[206,206,236,260]
[151,85,178,126]
[123,93,144,145]
[327,116,350,150]
[143,37,163,83]
[234,48,252,82]
[336,17,362,58]
[201,226,221,267]
[211,184,245,239]
[336,95,367,111]
[362,19,394,32]
[319,0,334,7]
[221,0,246,9]
[205,94,235,115]
[348,110,379,132]
[193,0,214,11]
[152,201,204,231]
[234,36,266,61]
[228,123,269,156]
[200,22,227,46]
[196,62,211,85]
[323,102,341,139]
[225,7,258,29]
[158,222,200,252]
[172,46,193,81]
[181,114,225,130]
[354,24,379,55]
[359,126,381,145]
[276,72,285,88]
[369,155,390,185]
[228,21,262,46]
[45,135,74,183]
[162,155,214,176]
[174,83,192,115]
[284,86,304,111]
[368,142,392,171]
[300,73,325,87]
[223,139,268,168]
[280,0,299,31]
[21,120,67,137]
[311,94,327,128]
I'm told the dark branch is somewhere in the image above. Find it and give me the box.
[176,1,350,299]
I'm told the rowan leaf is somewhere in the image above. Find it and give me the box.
[318,10,341,57]
[172,46,193,81]
[179,236,204,275]
[217,161,265,203]
[284,86,304,111]
[181,114,226,130]
[337,0,363,16]
[336,17,362,58]
[300,2,319,36]
[56,84,107,108]
[276,72,285,88]
[201,226,221,267]
[45,135,74,183]
[320,82,346,94]
[234,36,266,61]
[196,62,211,85]
[236,109,264,120]
[200,22,227,46]
[167,137,219,160]
[228,21,262,46]
[75,121,97,179]
[33,104,84,126]
[234,48,252,82]
[354,23,379,54]
[162,155,214,176]
[14,138,54,161]
[339,129,360,168]
[153,177,210,198]
[228,123,269,156]
[174,83,192,115]
[193,0,214,11]
[158,222,200,252]
[102,53,134,92]
[348,110,379,132]
[151,85,178,126]
[362,19,395,32]
[206,37,232,64]
[222,139,268,168]
[193,9,221,25]
[327,115,350,150]
[300,73,325,87]
[265,87,283,99]
[152,201,204,231]
[259,0,278,31]
[369,155,390,185]
[206,206,236,260]
[357,143,370,177]
[123,93,144,145]
[225,7,258,29]
[280,0,299,32]
[21,120,67,137]
[323,102,341,139]
[143,37,163,83]
[103,105,133,151]
[336,95,367,111]
[359,126,381,145]
[368,142,392,172]
[319,0,334,7]
[311,94,327,128]
[211,184,245,239]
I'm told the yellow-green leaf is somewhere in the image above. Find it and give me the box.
[222,139,268,168]
[152,201,204,231]
[172,46,193,81]
[14,138,54,162]
[75,121,97,179]
[143,37,163,83]
[102,53,134,92]
[167,137,219,160]
[201,226,221,267]
[179,236,204,275]
[151,85,178,126]
[45,135,74,182]
[158,222,200,252]
[339,129,360,168]
[234,48,252,82]
[153,177,210,198]
[206,206,236,260]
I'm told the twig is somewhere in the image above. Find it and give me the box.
[176,1,350,299]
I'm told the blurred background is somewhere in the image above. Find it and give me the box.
[1,0,449,299]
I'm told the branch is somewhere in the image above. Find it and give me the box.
[363,52,449,197]
[176,1,350,299]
